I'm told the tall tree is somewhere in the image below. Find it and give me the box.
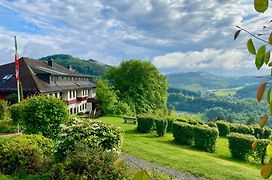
[106,60,168,114]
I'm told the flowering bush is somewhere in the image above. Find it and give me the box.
[54,118,123,162]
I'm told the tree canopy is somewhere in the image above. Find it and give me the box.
[105,60,168,114]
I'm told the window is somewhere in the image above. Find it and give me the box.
[3,74,12,80]
[70,108,73,114]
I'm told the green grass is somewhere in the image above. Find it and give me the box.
[207,86,244,96]
[98,116,262,180]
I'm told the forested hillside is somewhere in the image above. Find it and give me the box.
[167,72,260,90]
[40,54,108,77]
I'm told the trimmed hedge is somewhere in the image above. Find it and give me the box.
[215,121,230,137]
[173,122,194,145]
[252,139,270,164]
[137,116,155,133]
[207,122,217,128]
[252,125,272,139]
[229,123,254,135]
[154,119,168,136]
[228,133,256,160]
[193,125,219,152]
[22,95,69,139]
[0,134,54,175]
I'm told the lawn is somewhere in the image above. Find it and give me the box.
[98,116,262,180]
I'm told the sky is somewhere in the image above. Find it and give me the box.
[0,0,271,76]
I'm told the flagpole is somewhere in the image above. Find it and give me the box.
[14,36,20,133]
[14,36,21,103]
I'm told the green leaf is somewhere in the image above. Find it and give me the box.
[269,62,272,67]
[113,157,125,170]
[257,81,267,102]
[261,159,272,179]
[269,33,272,45]
[255,45,266,70]
[267,88,271,104]
[265,51,271,64]
[247,39,256,55]
[132,171,150,180]
[234,30,241,40]
[267,145,272,158]
[259,114,269,129]
[254,0,269,13]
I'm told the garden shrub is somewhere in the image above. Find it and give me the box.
[10,103,24,124]
[215,121,230,137]
[22,95,69,139]
[228,133,256,160]
[5,93,18,105]
[0,134,54,175]
[49,143,129,180]
[252,125,271,139]
[173,122,194,145]
[252,139,270,164]
[0,100,8,120]
[54,118,123,162]
[154,118,168,136]
[229,123,254,135]
[193,125,219,152]
[0,120,17,134]
[137,115,155,133]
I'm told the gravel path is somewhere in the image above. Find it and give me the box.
[120,153,203,180]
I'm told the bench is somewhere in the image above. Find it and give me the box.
[124,117,137,124]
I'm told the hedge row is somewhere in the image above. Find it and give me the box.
[215,120,272,139]
[227,133,270,163]
[137,116,168,136]
[173,122,219,152]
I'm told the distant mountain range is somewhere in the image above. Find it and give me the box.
[166,72,262,90]
[40,54,108,77]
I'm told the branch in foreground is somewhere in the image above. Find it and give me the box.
[236,26,270,44]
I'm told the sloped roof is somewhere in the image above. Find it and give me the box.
[0,57,96,93]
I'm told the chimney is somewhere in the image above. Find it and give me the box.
[48,59,53,67]
[68,65,73,70]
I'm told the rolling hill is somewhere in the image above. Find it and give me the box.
[166,72,261,90]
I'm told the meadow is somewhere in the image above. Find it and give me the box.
[99,116,262,180]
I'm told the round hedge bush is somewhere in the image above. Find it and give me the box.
[154,118,168,136]
[137,115,155,133]
[22,95,69,139]
[228,133,256,160]
[215,121,230,137]
[54,118,123,162]
[193,125,219,152]
[251,125,272,139]
[173,122,194,145]
[0,134,54,175]
[229,123,254,135]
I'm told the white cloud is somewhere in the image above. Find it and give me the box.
[152,48,258,74]
[0,0,269,75]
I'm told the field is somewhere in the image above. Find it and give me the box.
[206,86,244,96]
[98,116,262,180]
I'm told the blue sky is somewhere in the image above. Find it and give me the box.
[0,0,270,76]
